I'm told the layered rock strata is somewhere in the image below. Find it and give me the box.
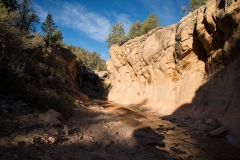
[107,0,240,146]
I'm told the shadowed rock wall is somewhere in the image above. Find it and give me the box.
[107,0,240,146]
[42,47,104,101]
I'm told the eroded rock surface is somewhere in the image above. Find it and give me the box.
[107,0,240,147]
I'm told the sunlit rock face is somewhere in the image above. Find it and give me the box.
[107,0,240,146]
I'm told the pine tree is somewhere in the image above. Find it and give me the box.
[41,13,62,47]
[140,14,160,34]
[1,0,18,11]
[18,0,39,32]
[181,0,207,13]
[106,23,125,47]
[126,20,142,40]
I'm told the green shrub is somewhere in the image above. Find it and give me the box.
[181,0,207,13]
[106,22,126,47]
[1,84,75,118]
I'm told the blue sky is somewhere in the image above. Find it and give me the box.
[32,0,189,60]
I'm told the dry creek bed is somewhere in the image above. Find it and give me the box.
[0,98,240,160]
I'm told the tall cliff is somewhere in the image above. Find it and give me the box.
[106,0,240,146]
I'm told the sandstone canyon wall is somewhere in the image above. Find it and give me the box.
[106,0,240,146]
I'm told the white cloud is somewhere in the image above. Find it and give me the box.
[59,3,111,41]
[33,1,132,42]
[33,3,47,22]
[33,2,132,42]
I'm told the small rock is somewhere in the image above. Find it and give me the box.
[205,118,218,126]
[27,137,34,145]
[47,109,62,119]
[75,100,79,105]
[95,71,108,79]
[13,154,18,159]
[2,109,8,114]
[19,125,26,129]
[208,126,228,136]
[64,125,71,136]
[101,140,111,147]
[79,101,83,104]
[44,109,62,126]
[48,137,57,144]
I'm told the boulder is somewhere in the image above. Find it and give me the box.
[44,109,62,126]
[95,71,108,79]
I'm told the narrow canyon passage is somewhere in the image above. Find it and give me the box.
[1,99,240,160]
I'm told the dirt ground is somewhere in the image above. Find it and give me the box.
[1,99,240,160]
